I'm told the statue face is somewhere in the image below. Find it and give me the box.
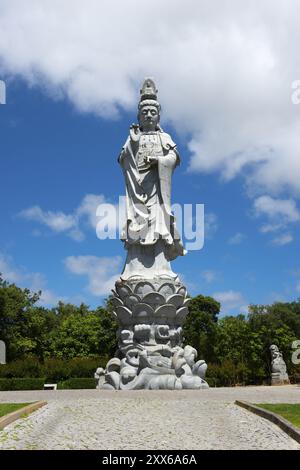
[138,105,160,131]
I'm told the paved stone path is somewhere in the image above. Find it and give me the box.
[0,386,299,450]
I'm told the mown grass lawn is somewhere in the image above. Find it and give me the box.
[0,403,30,418]
[257,403,300,428]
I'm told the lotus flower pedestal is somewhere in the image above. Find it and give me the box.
[95,278,209,390]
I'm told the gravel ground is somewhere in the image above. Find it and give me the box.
[0,386,299,450]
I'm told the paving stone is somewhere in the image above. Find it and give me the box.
[0,386,300,449]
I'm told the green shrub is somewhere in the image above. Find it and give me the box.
[43,356,108,382]
[0,356,109,382]
[206,361,236,387]
[67,357,108,379]
[0,378,45,391]
[43,358,71,382]
[58,378,96,389]
[0,357,43,378]
[206,360,268,387]
[289,364,300,384]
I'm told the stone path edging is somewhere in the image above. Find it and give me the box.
[0,401,47,430]
[235,400,300,444]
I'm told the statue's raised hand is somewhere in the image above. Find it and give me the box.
[144,155,158,165]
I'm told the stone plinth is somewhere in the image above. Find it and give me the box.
[95,278,208,390]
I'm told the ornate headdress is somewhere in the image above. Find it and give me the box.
[138,78,161,111]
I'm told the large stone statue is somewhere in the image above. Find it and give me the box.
[270,344,290,385]
[119,78,186,280]
[95,79,208,390]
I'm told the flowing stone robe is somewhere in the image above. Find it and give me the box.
[119,125,185,281]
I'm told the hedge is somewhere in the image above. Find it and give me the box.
[0,356,108,382]
[0,377,98,390]
[57,378,96,389]
[0,378,46,391]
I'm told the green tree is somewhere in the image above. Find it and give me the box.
[0,276,60,361]
[94,299,118,356]
[214,315,265,384]
[248,301,299,374]
[183,295,220,363]
[50,301,118,358]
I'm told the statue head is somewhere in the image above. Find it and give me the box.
[270,344,280,360]
[138,78,161,132]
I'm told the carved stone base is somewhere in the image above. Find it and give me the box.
[271,372,290,386]
[95,278,209,390]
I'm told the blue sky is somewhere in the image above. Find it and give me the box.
[1,1,300,315]
[1,79,300,315]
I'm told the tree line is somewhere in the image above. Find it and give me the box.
[0,276,299,386]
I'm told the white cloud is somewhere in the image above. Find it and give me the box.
[0,253,23,284]
[296,281,300,293]
[0,252,63,305]
[213,290,247,315]
[64,255,122,296]
[289,268,300,277]
[204,213,218,240]
[254,195,300,224]
[19,193,114,241]
[38,288,62,305]
[19,205,76,232]
[272,233,293,246]
[228,232,245,245]
[201,270,217,283]
[260,223,284,234]
[77,194,108,229]
[1,1,300,196]
[253,195,299,243]
[268,292,288,304]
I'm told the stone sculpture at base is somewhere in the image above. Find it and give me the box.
[270,344,290,385]
[95,78,208,390]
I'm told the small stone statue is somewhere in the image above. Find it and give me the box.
[0,340,6,364]
[95,79,208,390]
[270,344,290,385]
